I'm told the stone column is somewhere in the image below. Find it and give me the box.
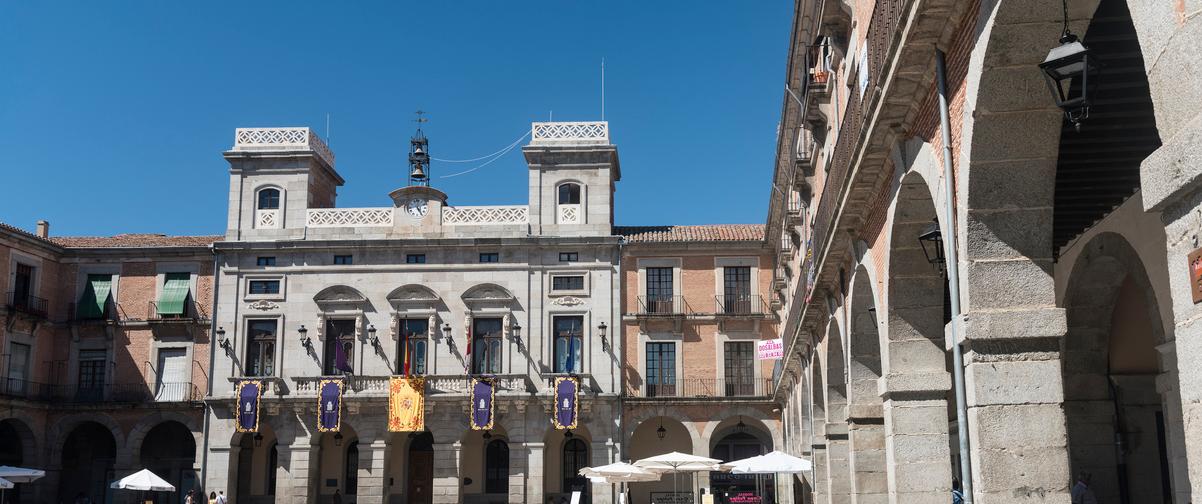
[847,418,887,504]
[205,446,232,500]
[356,440,388,504]
[880,376,952,504]
[1154,342,1191,503]
[590,440,615,504]
[824,425,851,504]
[523,442,545,504]
[278,441,315,504]
[509,442,529,504]
[962,309,1071,503]
[810,445,828,504]
[432,442,460,504]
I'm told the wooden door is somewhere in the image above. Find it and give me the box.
[407,451,433,504]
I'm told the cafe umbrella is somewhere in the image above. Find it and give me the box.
[0,466,45,504]
[634,452,722,502]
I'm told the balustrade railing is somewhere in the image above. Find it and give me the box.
[255,209,280,229]
[233,127,335,168]
[635,295,688,316]
[0,378,200,403]
[293,374,532,396]
[306,208,394,228]
[530,121,609,145]
[148,300,208,322]
[6,291,48,319]
[442,205,529,225]
[715,295,768,317]
[632,378,773,399]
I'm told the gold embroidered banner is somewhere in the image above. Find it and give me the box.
[388,376,425,432]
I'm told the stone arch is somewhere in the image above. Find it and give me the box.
[627,414,696,504]
[845,265,888,502]
[126,411,201,459]
[0,416,39,467]
[48,412,125,464]
[386,284,441,304]
[57,420,119,504]
[461,283,517,303]
[699,407,783,453]
[313,285,368,304]
[1061,231,1179,501]
[624,407,704,452]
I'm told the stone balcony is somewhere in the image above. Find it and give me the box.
[232,127,335,168]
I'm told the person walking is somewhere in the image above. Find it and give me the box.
[952,479,964,504]
[332,489,343,504]
[208,492,217,504]
[185,490,195,504]
[1071,472,1098,504]
[215,491,228,504]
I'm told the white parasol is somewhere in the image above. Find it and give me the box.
[110,469,175,492]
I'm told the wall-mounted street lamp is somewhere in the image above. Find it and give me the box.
[298,324,312,349]
[734,416,748,434]
[253,433,263,447]
[564,430,574,439]
[597,322,609,350]
[483,430,492,440]
[216,327,231,354]
[334,431,344,447]
[1038,1,1098,132]
[368,324,379,349]
[917,219,946,276]
[656,417,667,440]
[510,322,523,348]
[442,323,455,350]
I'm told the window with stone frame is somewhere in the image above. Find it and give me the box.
[323,319,357,375]
[245,320,278,377]
[397,318,428,376]
[472,317,503,375]
[723,341,755,396]
[553,316,584,374]
[646,342,676,397]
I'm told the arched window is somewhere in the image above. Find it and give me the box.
[562,438,589,493]
[257,188,281,210]
[345,441,359,495]
[485,439,509,494]
[558,183,581,205]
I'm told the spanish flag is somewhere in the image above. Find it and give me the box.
[388,376,425,432]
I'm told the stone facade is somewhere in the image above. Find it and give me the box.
[768,0,1202,502]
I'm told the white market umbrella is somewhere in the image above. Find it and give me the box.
[0,467,44,483]
[581,462,659,504]
[634,452,723,501]
[720,450,812,474]
[0,478,12,490]
[110,469,175,492]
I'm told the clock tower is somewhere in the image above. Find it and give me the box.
[390,114,447,230]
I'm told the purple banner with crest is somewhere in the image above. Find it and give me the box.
[318,379,343,432]
[552,376,578,430]
[236,380,262,432]
[470,377,495,430]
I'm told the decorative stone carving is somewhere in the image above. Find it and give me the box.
[248,300,278,311]
[552,296,585,306]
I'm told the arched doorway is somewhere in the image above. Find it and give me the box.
[0,419,33,503]
[459,427,510,503]
[59,421,117,504]
[544,427,593,504]
[315,425,359,504]
[139,421,197,504]
[405,432,434,504]
[484,439,509,496]
[629,416,692,504]
[232,424,278,504]
[709,418,773,504]
[884,169,955,501]
[846,267,887,502]
[1062,232,1172,502]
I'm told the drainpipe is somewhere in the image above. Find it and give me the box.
[936,50,974,502]
[199,247,220,495]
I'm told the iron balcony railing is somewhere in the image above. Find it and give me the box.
[635,295,688,316]
[68,301,121,323]
[147,300,209,322]
[715,295,768,316]
[0,378,201,403]
[633,377,774,399]
[6,291,48,319]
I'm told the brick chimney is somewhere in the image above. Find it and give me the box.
[35,220,49,238]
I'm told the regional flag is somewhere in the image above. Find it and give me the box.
[388,376,426,432]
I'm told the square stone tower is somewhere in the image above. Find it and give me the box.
[523,121,620,237]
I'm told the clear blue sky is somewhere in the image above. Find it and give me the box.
[0,2,791,237]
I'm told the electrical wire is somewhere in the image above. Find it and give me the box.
[431,130,531,163]
[438,135,527,178]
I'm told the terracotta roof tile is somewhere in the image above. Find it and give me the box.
[615,224,765,243]
[49,233,223,248]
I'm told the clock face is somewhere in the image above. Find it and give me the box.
[406,198,429,218]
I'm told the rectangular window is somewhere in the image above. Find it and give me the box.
[78,349,107,401]
[157,272,191,317]
[645,267,674,313]
[406,254,427,264]
[724,341,756,396]
[13,263,34,303]
[645,342,676,397]
[245,320,278,377]
[551,275,585,292]
[479,253,499,263]
[334,255,353,265]
[553,316,584,373]
[248,280,281,295]
[723,266,753,314]
[6,342,30,395]
[397,319,429,376]
[472,317,503,375]
[256,257,276,266]
[559,252,578,262]
[323,319,357,375]
[77,274,113,320]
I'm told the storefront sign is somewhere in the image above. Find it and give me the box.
[649,492,692,504]
[757,338,784,360]
[317,379,342,432]
[1190,247,1202,304]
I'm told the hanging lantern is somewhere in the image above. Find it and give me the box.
[917,219,945,275]
[1039,30,1098,131]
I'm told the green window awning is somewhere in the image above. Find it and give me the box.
[157,273,191,316]
[78,274,113,319]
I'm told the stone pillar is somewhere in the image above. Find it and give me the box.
[881,376,952,504]
[432,442,460,504]
[810,445,827,504]
[962,309,1071,503]
[509,442,529,504]
[523,442,545,504]
[824,425,851,504]
[1154,342,1191,503]
[847,418,887,504]
[206,446,232,500]
[590,440,615,504]
[356,440,388,504]
[279,441,315,504]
